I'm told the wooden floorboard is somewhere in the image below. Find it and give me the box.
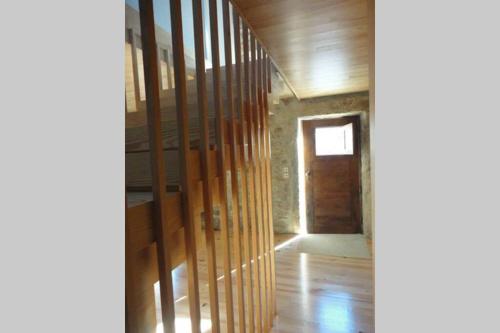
[158,233,374,333]
[271,251,373,333]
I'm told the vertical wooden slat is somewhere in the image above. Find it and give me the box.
[250,34,268,332]
[259,47,270,327]
[125,196,129,333]
[263,52,277,316]
[264,49,275,321]
[233,10,255,333]
[255,42,268,331]
[243,23,263,333]
[169,0,202,331]
[125,195,139,333]
[138,1,176,332]
[264,48,274,326]
[257,44,273,330]
[191,0,221,332]
[262,51,270,312]
[222,1,247,332]
[208,0,236,331]
[260,51,271,321]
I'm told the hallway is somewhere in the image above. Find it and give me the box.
[124,0,375,331]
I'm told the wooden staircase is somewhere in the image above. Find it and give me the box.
[125,1,278,332]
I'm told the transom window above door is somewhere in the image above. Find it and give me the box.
[315,123,354,156]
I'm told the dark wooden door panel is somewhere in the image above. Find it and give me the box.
[303,116,362,234]
[314,216,358,234]
[313,160,351,192]
[314,192,352,217]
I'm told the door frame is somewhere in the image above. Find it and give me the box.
[297,113,364,234]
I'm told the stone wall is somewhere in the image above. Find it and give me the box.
[269,92,372,238]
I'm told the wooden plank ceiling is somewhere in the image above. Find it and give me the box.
[233,0,369,99]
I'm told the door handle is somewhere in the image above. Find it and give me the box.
[305,169,311,177]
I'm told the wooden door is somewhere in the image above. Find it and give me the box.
[302,116,362,234]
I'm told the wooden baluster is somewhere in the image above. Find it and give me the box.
[169,0,202,331]
[257,44,272,331]
[234,10,255,333]
[208,0,236,331]
[192,0,221,331]
[262,48,274,326]
[243,23,263,333]
[221,1,247,332]
[138,0,176,332]
[254,40,267,330]
[125,194,140,333]
[250,34,269,332]
[265,50,275,321]
[125,195,130,333]
[264,53,277,317]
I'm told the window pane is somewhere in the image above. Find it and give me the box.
[159,50,169,89]
[315,123,353,156]
[343,122,353,154]
[202,0,217,146]
[125,0,146,113]
[125,0,153,195]
[125,39,136,112]
[135,41,146,101]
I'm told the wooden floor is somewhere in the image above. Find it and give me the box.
[158,233,374,333]
[271,248,373,332]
